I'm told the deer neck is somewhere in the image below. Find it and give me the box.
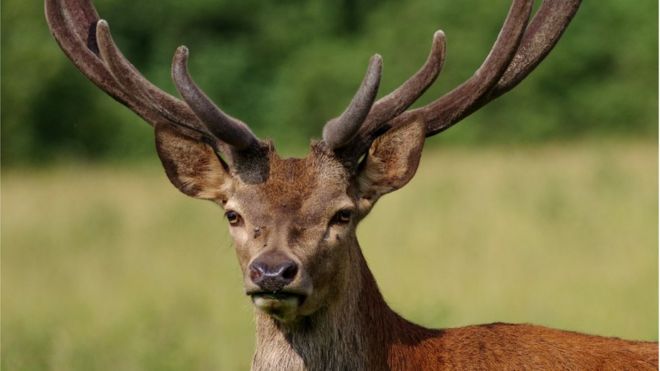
[251,239,432,370]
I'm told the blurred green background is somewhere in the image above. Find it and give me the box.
[2,0,658,370]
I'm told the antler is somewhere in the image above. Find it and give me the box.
[44,0,259,154]
[322,55,383,149]
[171,47,259,150]
[327,0,582,159]
[47,0,580,161]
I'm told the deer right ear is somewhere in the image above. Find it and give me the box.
[155,124,233,200]
[355,120,425,214]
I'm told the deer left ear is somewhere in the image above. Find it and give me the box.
[356,120,425,212]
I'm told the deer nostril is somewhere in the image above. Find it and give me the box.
[281,262,298,281]
[249,261,266,282]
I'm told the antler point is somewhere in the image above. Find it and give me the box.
[96,19,109,33]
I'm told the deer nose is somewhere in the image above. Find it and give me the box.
[249,256,298,292]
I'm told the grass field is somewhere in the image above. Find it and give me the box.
[2,140,658,370]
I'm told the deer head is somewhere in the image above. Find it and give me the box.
[45,0,580,326]
[157,49,427,323]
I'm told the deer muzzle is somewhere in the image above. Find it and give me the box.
[246,252,311,322]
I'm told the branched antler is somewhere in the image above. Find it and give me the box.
[46,0,581,165]
[45,0,260,155]
[327,0,581,160]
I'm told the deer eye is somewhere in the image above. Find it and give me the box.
[225,210,242,226]
[331,209,352,225]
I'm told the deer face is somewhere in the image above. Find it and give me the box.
[154,120,425,323]
[224,148,355,323]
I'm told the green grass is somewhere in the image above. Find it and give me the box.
[3,140,657,370]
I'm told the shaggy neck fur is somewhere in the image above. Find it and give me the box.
[250,240,440,370]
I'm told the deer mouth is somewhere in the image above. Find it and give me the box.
[250,292,306,306]
[249,292,307,321]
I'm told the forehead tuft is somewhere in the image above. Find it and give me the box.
[233,146,350,213]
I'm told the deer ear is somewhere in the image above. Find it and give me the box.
[155,124,232,200]
[356,120,425,211]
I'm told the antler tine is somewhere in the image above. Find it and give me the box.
[95,20,210,138]
[46,0,215,143]
[46,0,259,152]
[60,0,100,47]
[388,0,582,138]
[46,0,143,116]
[405,0,534,136]
[322,54,382,149]
[48,0,219,138]
[361,30,447,136]
[488,0,582,98]
[172,47,259,150]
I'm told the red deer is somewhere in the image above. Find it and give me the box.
[46,0,657,369]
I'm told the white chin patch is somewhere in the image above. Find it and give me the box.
[252,295,300,322]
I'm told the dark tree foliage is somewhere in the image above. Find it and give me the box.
[2,0,657,164]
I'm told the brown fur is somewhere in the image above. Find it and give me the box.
[154,120,657,370]
[253,245,657,370]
